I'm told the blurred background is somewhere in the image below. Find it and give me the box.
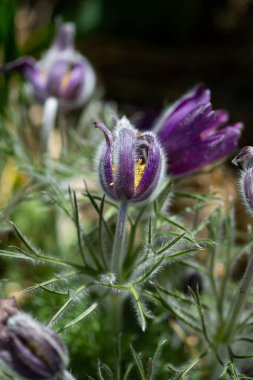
[1,0,253,146]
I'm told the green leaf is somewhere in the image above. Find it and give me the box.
[130,345,146,380]
[130,286,148,332]
[71,189,87,265]
[97,361,114,380]
[133,255,165,286]
[122,363,134,380]
[189,287,210,343]
[147,339,166,380]
[10,221,40,256]
[154,292,201,332]
[18,271,79,294]
[48,285,86,327]
[155,233,185,255]
[167,248,197,261]
[155,179,173,212]
[83,180,113,242]
[58,302,98,332]
[168,348,209,380]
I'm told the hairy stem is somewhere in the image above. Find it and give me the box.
[223,253,253,341]
[111,200,128,276]
[41,97,58,152]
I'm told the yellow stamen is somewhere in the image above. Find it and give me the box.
[60,70,73,91]
[135,159,146,189]
[110,160,146,189]
[39,70,46,78]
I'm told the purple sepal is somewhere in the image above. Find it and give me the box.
[232,146,253,170]
[239,167,253,216]
[0,57,47,100]
[95,121,116,199]
[154,84,210,139]
[52,23,76,51]
[134,133,162,202]
[59,63,84,100]
[95,117,165,203]
[114,124,136,199]
[45,60,84,101]
[0,56,36,73]
[167,123,242,176]
[154,84,243,176]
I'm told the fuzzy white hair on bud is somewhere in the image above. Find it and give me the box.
[239,167,253,216]
[99,273,116,285]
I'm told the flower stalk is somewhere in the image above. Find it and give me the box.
[223,253,253,342]
[41,97,58,152]
[111,200,128,276]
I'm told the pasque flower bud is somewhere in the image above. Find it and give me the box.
[232,146,253,170]
[233,146,253,215]
[95,117,165,202]
[1,23,96,110]
[0,298,69,380]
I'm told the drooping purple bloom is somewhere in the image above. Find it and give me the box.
[0,298,69,380]
[233,147,253,216]
[95,117,165,202]
[1,23,96,110]
[152,84,243,177]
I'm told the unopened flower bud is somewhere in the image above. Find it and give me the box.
[0,298,69,380]
[95,116,165,202]
[232,146,253,170]
[233,146,253,215]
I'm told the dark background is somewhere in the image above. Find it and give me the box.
[1,0,253,145]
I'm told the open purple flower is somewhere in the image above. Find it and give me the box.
[95,117,165,202]
[1,23,96,110]
[153,84,243,177]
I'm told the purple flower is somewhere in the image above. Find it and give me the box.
[153,84,243,177]
[233,147,253,215]
[0,298,69,380]
[1,23,96,110]
[95,117,165,202]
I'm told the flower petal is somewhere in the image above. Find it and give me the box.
[134,133,163,201]
[159,105,229,151]
[59,63,84,100]
[46,61,70,98]
[168,123,243,176]
[94,122,116,199]
[242,167,253,213]
[0,56,36,73]
[154,84,210,136]
[114,124,136,199]
[232,146,253,170]
[52,23,76,51]
[0,57,47,97]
